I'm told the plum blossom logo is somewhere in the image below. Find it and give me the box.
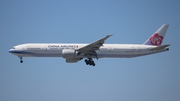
[150,33,163,45]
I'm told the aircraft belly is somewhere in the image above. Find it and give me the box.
[97,50,137,58]
[96,50,159,58]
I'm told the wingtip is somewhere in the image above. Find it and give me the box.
[107,34,113,36]
[163,24,170,26]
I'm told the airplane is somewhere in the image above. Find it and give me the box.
[9,24,170,66]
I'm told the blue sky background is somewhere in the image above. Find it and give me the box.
[0,0,180,101]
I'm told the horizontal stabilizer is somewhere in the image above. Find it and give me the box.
[150,44,170,51]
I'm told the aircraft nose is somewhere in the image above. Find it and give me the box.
[9,49,15,53]
[9,49,13,53]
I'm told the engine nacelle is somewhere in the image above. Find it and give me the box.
[65,58,79,63]
[62,49,77,58]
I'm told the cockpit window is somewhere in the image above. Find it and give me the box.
[12,47,15,49]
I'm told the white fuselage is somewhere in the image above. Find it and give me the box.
[9,43,169,58]
[8,24,170,65]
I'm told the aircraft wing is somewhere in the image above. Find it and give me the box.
[150,44,170,51]
[77,34,113,55]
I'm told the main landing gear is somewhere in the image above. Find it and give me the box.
[85,58,95,66]
[19,57,23,63]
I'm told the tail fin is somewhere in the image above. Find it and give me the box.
[143,24,169,46]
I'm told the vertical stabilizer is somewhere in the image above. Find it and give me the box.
[143,24,169,46]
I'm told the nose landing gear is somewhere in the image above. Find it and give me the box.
[19,57,23,63]
[85,58,95,66]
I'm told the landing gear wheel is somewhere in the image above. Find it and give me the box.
[91,61,95,66]
[85,59,88,65]
[84,58,96,66]
[19,57,23,63]
[92,63,95,66]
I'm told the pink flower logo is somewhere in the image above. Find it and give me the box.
[150,33,163,45]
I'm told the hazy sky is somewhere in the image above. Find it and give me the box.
[0,0,180,101]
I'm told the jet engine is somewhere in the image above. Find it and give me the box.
[62,49,77,58]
